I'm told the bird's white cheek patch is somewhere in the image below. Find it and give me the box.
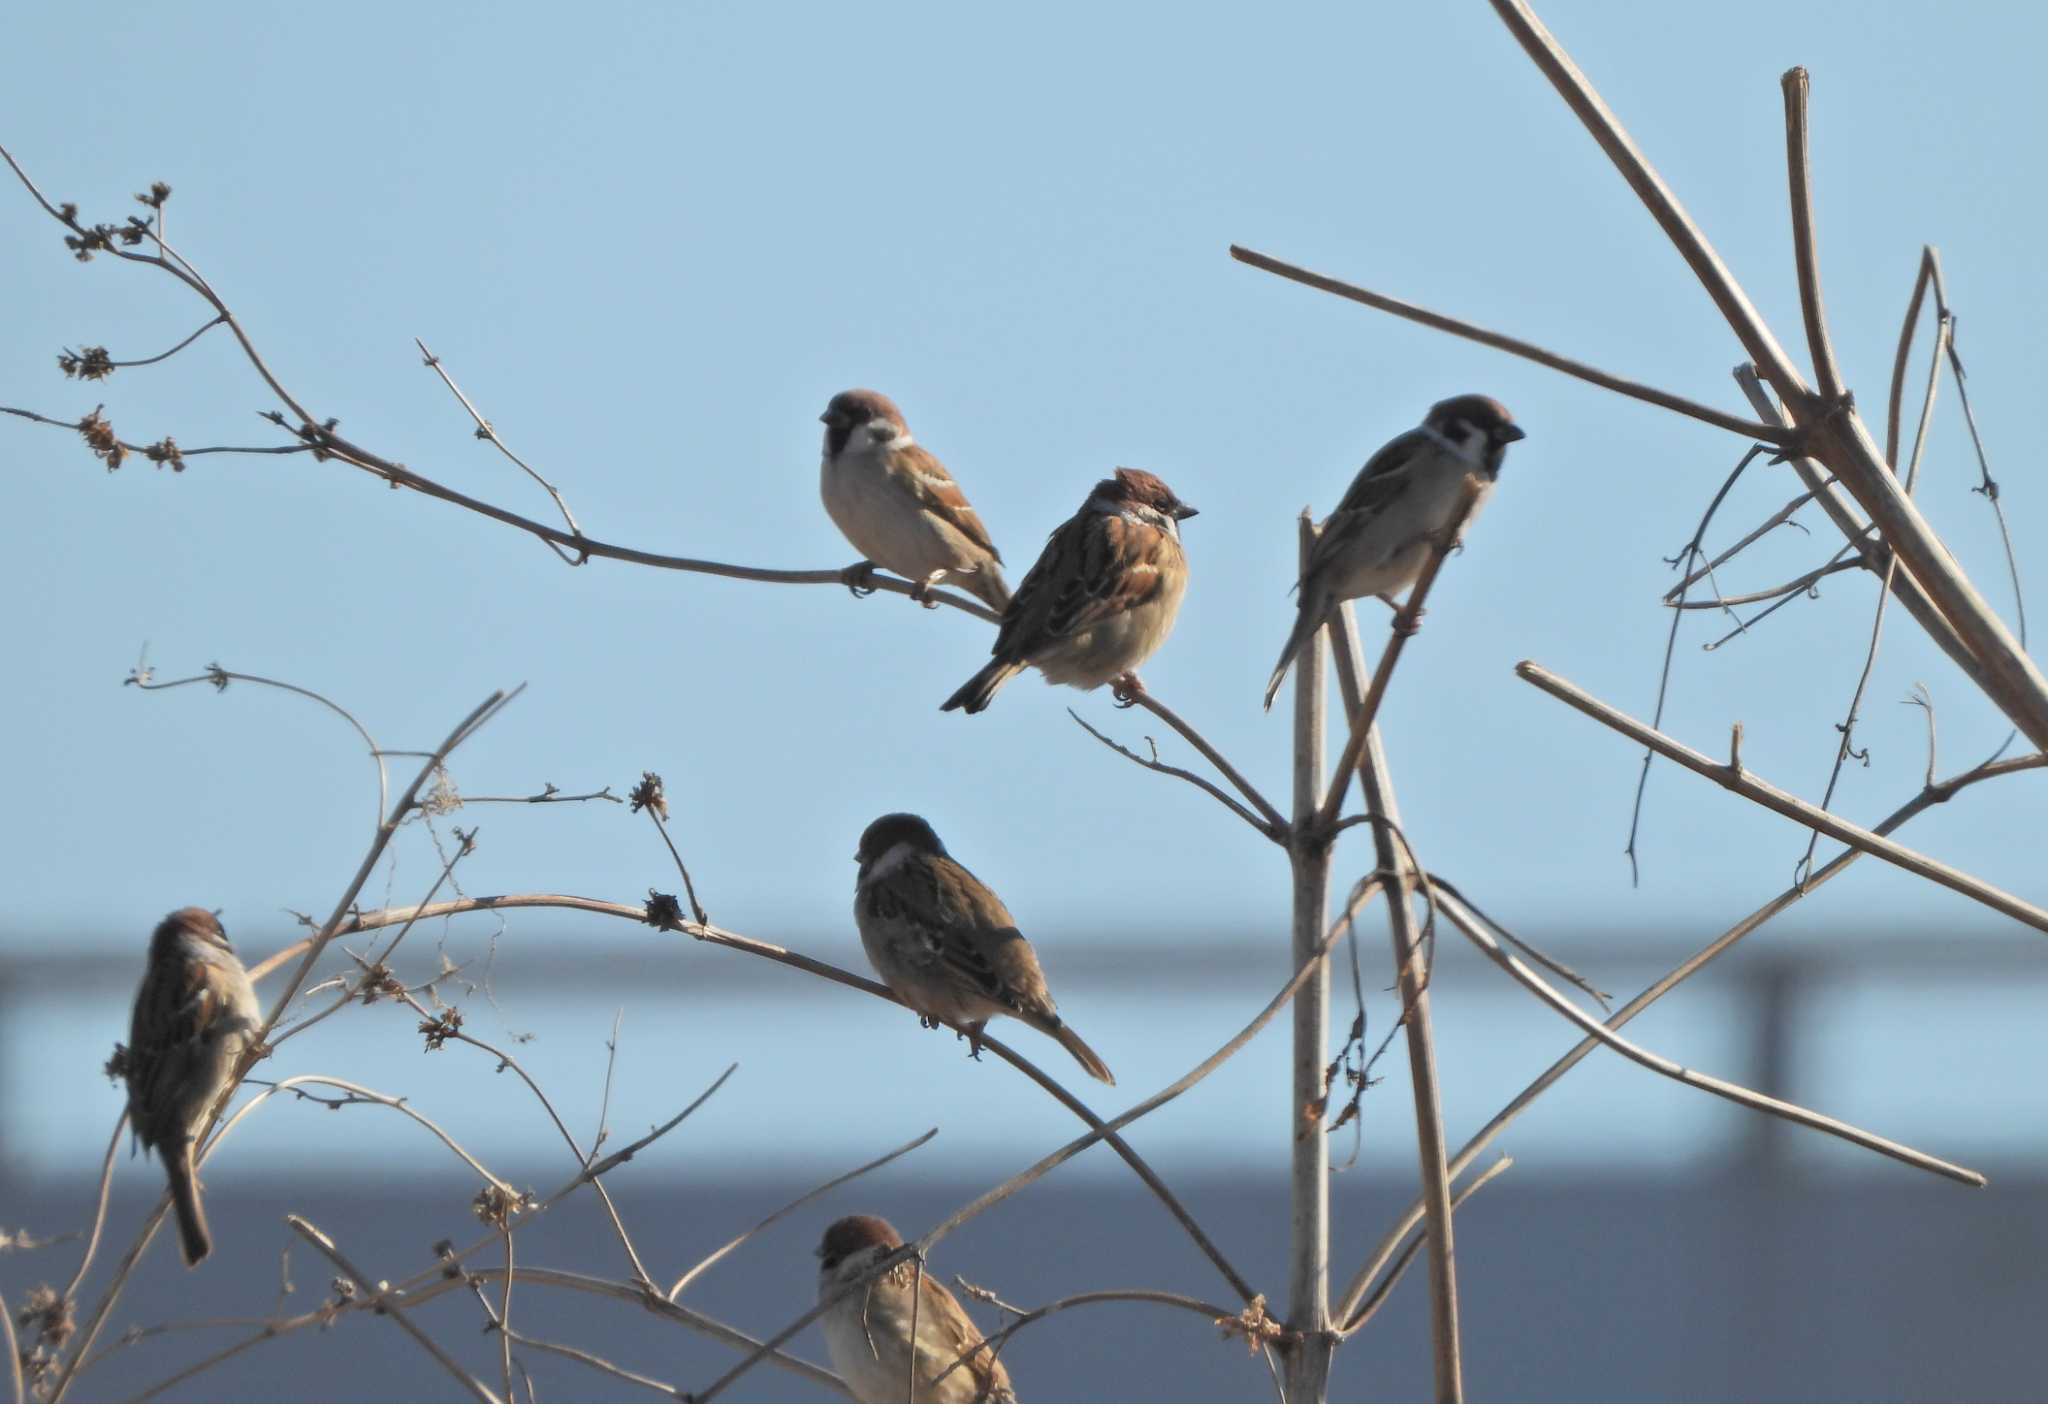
[860,841,921,886]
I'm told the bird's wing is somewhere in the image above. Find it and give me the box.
[126,959,225,1147]
[916,1276,1015,1401]
[890,443,1003,562]
[862,856,1055,1022]
[993,512,1176,663]
[1306,427,1435,574]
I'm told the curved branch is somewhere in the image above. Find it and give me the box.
[687,925,1342,1404]
[1068,708,1282,840]
[1125,688,1288,833]
[1333,745,2044,1326]
[1340,1154,1515,1335]
[286,1217,502,1404]
[1429,881,1981,1185]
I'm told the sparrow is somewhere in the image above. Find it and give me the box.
[1263,394,1524,710]
[941,467,1196,714]
[816,1215,1017,1404]
[853,812,1113,1085]
[124,906,262,1267]
[820,389,1012,612]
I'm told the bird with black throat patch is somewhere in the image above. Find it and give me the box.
[818,388,1011,612]
[124,906,262,1266]
[1264,394,1524,710]
[852,812,1113,1085]
[940,467,1196,714]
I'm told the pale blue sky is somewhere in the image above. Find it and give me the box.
[4,2,2044,1179]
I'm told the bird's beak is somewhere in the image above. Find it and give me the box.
[819,413,833,425]
[1498,424,1526,444]
[1173,504,1200,520]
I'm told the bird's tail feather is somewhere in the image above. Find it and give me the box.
[941,659,1024,714]
[166,1145,212,1267]
[1049,1021,1115,1085]
[1263,605,1322,712]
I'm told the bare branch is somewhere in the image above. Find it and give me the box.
[316,891,1256,1304]
[1795,309,1948,881]
[688,923,1345,1403]
[1660,481,1828,602]
[1337,745,2043,1326]
[1227,246,1786,442]
[57,1115,125,1310]
[1519,661,2048,936]
[1340,1155,1514,1336]
[286,1216,504,1404]
[1781,69,1846,403]
[932,1286,1246,1390]
[1428,880,1981,1185]
[1482,3,1807,394]
[1282,516,1336,1396]
[1124,688,1288,834]
[1326,601,1460,1401]
[126,662,390,827]
[416,338,589,565]
[1666,554,1861,610]
[1068,709,1283,839]
[666,1128,938,1301]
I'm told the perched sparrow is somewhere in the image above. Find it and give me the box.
[941,467,1196,714]
[124,906,261,1267]
[1264,394,1524,709]
[820,389,1012,612]
[816,1215,1017,1404]
[853,813,1113,1085]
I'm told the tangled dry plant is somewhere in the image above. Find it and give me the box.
[5,4,2044,1402]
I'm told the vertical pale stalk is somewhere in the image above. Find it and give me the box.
[1285,519,1336,1399]
[1331,604,1463,1401]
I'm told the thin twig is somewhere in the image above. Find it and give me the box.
[47,690,518,1404]
[1626,443,1771,884]
[286,1216,504,1404]
[1125,688,1288,834]
[1666,554,1861,609]
[1661,482,1826,601]
[126,663,390,828]
[1227,246,1786,443]
[496,1327,683,1399]
[666,1129,938,1301]
[1068,709,1283,840]
[687,925,1345,1404]
[932,1287,1245,1389]
[58,1114,126,1306]
[1,403,313,458]
[1334,746,2046,1326]
[1795,311,1948,881]
[1341,1155,1515,1335]
[1472,9,2048,752]
[416,338,589,564]
[1520,661,2048,935]
[1429,881,1981,1185]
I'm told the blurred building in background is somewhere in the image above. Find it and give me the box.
[4,929,2042,1400]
